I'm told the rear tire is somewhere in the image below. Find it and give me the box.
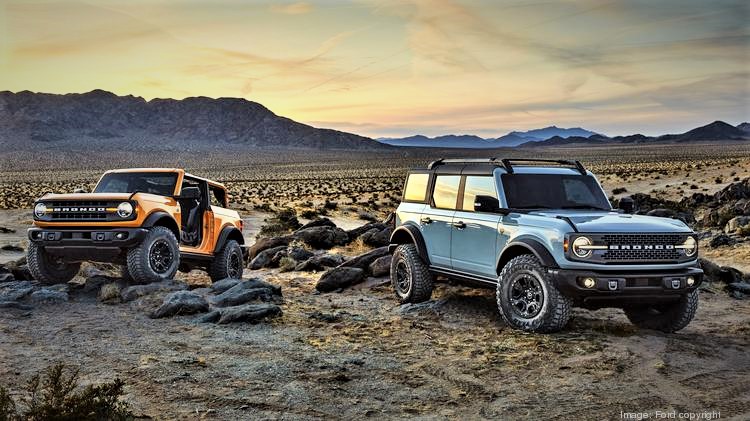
[390,244,433,303]
[624,290,699,333]
[27,242,81,285]
[496,254,571,333]
[208,240,244,282]
[126,226,179,284]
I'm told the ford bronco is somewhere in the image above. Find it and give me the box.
[389,158,702,333]
[28,168,246,285]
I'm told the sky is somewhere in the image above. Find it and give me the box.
[0,0,748,138]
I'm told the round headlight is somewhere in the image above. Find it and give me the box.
[117,202,134,218]
[572,236,593,258]
[682,236,697,257]
[34,203,47,218]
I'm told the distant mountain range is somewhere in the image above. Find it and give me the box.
[378,126,599,148]
[378,121,748,149]
[520,121,749,148]
[0,90,386,151]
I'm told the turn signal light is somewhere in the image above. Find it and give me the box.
[686,276,695,286]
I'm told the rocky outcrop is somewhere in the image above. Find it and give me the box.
[316,267,366,292]
[151,291,209,318]
[199,303,282,324]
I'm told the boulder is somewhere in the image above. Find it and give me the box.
[0,272,14,283]
[209,278,282,307]
[0,301,33,310]
[295,254,346,272]
[360,227,392,247]
[30,288,69,304]
[338,247,389,271]
[316,267,366,292]
[709,234,735,248]
[152,290,209,318]
[79,275,120,293]
[249,245,287,270]
[725,216,750,234]
[199,303,282,324]
[210,278,242,294]
[247,236,292,260]
[727,282,750,295]
[3,258,32,281]
[346,222,388,242]
[292,226,349,249]
[0,281,34,302]
[700,258,745,284]
[1,244,23,252]
[273,246,314,264]
[120,280,188,303]
[296,218,337,231]
[369,255,392,277]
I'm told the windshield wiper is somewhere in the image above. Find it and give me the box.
[514,204,554,209]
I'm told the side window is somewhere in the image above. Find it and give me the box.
[432,175,461,209]
[210,186,227,208]
[403,173,430,202]
[462,176,497,211]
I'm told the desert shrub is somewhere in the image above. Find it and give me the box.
[278,256,298,273]
[323,200,338,211]
[299,209,319,219]
[0,363,131,421]
[612,187,627,195]
[259,208,301,237]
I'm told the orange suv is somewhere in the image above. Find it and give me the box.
[28,168,246,284]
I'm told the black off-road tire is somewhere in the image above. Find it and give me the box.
[624,290,699,333]
[208,240,244,282]
[126,226,179,284]
[390,243,433,303]
[27,242,81,285]
[496,254,571,333]
[120,264,134,282]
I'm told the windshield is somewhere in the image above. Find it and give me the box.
[501,173,611,210]
[94,172,178,196]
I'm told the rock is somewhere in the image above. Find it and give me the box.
[209,278,282,307]
[700,258,745,284]
[0,273,14,283]
[0,281,34,302]
[249,246,287,269]
[727,282,750,295]
[292,226,349,249]
[316,267,366,292]
[360,227,392,247]
[199,303,282,324]
[709,234,735,248]
[80,275,120,293]
[346,222,388,242]
[725,216,750,234]
[0,226,16,234]
[4,258,32,281]
[152,290,209,318]
[30,288,69,304]
[275,246,314,264]
[0,244,23,252]
[247,236,292,260]
[369,255,392,277]
[296,218,337,231]
[338,247,389,271]
[0,301,33,310]
[98,283,121,304]
[295,254,346,272]
[120,280,188,303]
[210,278,242,294]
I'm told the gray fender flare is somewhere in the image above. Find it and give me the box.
[497,238,558,272]
[388,224,430,266]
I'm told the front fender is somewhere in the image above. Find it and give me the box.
[498,237,558,269]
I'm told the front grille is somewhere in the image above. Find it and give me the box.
[47,201,113,221]
[600,233,686,262]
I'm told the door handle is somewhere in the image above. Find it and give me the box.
[420,217,433,224]
[452,221,466,229]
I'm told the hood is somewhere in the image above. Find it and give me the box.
[39,193,134,202]
[531,210,691,233]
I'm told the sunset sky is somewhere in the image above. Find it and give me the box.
[1,0,748,138]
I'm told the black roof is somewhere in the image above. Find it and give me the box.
[420,158,586,175]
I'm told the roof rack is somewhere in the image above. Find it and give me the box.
[500,159,586,175]
[427,158,587,175]
[427,158,505,170]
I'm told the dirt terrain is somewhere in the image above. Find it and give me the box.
[1,144,750,419]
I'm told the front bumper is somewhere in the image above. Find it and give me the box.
[549,266,703,307]
[28,227,148,248]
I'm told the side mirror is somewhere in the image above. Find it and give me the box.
[618,196,635,214]
[73,188,88,194]
[176,187,201,200]
[474,195,502,213]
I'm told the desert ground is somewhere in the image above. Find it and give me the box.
[1,143,750,419]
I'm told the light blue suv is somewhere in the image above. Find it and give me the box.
[388,158,703,333]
